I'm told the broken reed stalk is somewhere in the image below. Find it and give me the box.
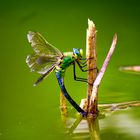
[89,34,117,115]
[86,19,117,117]
[60,91,68,123]
[86,19,98,115]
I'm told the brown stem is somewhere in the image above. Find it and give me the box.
[60,91,68,124]
[89,34,117,116]
[86,19,98,115]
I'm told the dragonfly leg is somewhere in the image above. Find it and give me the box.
[73,61,98,84]
[74,77,87,83]
[74,76,95,86]
[78,57,99,73]
[73,61,87,83]
[76,60,98,72]
[79,57,94,65]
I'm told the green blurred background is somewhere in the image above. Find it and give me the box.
[0,0,140,140]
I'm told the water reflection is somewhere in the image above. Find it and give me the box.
[100,112,140,140]
[60,101,140,140]
[66,116,100,140]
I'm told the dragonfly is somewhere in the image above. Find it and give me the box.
[26,31,89,116]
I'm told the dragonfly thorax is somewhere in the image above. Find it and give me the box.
[55,54,74,77]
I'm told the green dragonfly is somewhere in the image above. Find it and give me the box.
[26,31,89,115]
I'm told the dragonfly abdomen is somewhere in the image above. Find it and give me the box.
[55,72,86,115]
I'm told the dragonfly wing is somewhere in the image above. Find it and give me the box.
[34,63,57,86]
[27,31,63,57]
[26,53,59,74]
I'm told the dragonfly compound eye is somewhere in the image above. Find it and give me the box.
[80,49,83,58]
[73,48,83,59]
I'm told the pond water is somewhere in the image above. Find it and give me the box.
[0,0,140,140]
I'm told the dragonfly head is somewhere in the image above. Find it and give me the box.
[73,48,83,59]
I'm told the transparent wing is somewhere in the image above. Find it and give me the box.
[26,31,63,74]
[26,53,58,74]
[27,31,63,57]
[33,63,57,86]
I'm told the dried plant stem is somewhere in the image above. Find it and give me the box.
[99,100,140,110]
[60,91,68,123]
[90,34,117,113]
[93,34,117,88]
[86,19,117,117]
[86,19,98,115]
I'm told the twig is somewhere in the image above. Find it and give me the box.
[98,100,140,110]
[119,66,140,72]
[60,91,68,124]
[86,19,98,114]
[89,34,117,112]
[68,115,83,135]
[94,34,117,87]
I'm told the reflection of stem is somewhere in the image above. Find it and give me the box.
[68,115,83,135]
[68,116,100,140]
[69,116,100,140]
[68,101,140,138]
[87,118,100,140]
[60,91,68,125]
